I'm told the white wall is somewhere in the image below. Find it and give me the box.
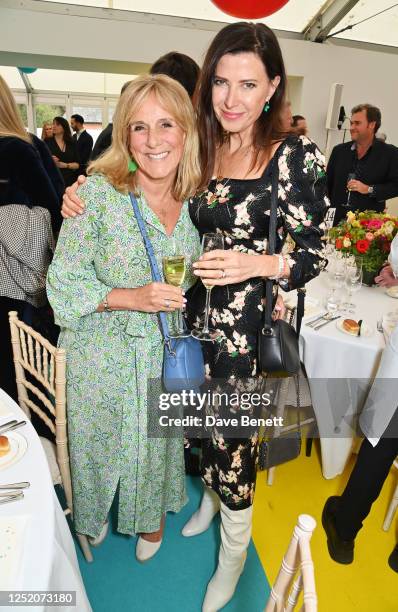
[1,1,397,151]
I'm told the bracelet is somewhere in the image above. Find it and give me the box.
[102,294,112,312]
[268,255,284,280]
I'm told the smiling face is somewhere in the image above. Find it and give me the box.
[129,93,185,183]
[211,52,280,142]
[350,110,375,143]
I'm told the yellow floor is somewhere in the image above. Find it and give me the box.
[252,443,397,611]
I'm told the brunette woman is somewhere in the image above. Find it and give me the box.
[46,116,79,188]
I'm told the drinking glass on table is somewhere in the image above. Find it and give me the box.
[342,261,362,312]
[162,245,190,339]
[325,289,343,317]
[191,232,224,341]
[329,255,345,291]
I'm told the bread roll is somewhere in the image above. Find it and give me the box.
[0,435,10,457]
[343,319,359,335]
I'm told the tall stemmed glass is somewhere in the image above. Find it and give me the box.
[162,243,189,339]
[343,260,363,312]
[191,233,224,342]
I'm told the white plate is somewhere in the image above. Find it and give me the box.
[0,432,28,471]
[386,286,398,299]
[336,319,373,337]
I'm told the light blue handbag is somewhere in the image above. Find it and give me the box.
[130,193,205,393]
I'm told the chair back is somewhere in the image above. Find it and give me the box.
[8,310,71,511]
[8,311,93,563]
[265,514,317,612]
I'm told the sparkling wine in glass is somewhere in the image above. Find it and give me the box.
[162,254,189,338]
[191,232,224,342]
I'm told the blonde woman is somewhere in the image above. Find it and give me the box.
[0,74,61,400]
[41,120,53,141]
[46,75,201,560]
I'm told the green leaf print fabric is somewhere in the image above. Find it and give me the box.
[47,174,200,537]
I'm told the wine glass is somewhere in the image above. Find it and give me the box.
[191,232,224,342]
[343,172,356,208]
[343,261,362,312]
[162,244,189,339]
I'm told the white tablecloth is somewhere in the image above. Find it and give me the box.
[299,272,396,479]
[0,389,92,612]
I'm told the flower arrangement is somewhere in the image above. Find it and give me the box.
[330,210,398,278]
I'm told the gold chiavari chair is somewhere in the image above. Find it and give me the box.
[8,310,93,562]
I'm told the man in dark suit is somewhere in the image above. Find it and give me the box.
[70,114,93,175]
[327,104,398,226]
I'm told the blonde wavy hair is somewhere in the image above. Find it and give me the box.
[88,74,201,201]
[41,121,53,140]
[0,74,30,142]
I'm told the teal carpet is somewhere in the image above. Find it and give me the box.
[75,477,270,612]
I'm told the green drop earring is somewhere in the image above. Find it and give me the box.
[263,100,270,113]
[128,158,138,173]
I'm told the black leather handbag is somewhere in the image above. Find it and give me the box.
[257,154,304,377]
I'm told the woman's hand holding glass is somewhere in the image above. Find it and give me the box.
[130,282,185,314]
[192,250,280,286]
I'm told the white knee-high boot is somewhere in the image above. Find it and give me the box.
[202,502,253,612]
[182,486,220,537]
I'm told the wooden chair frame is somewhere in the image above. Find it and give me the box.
[265,514,317,612]
[383,458,398,532]
[8,310,93,562]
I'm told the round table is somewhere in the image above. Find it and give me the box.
[0,388,91,612]
[299,271,396,478]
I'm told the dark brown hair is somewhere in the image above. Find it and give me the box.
[292,114,305,127]
[351,103,381,134]
[195,22,287,189]
[150,52,200,99]
[53,116,73,143]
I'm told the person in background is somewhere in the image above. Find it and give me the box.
[90,52,200,161]
[377,132,387,143]
[280,99,292,131]
[46,116,80,189]
[150,51,200,100]
[0,74,61,400]
[322,265,398,574]
[41,120,53,141]
[376,232,398,287]
[327,104,398,226]
[292,114,308,136]
[70,114,93,175]
[90,81,132,161]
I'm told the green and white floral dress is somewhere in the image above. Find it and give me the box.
[47,174,200,538]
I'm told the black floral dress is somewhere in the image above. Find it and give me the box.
[186,135,329,510]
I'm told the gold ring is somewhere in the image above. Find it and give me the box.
[221,269,226,279]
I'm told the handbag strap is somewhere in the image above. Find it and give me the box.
[129,192,171,344]
[263,143,305,337]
